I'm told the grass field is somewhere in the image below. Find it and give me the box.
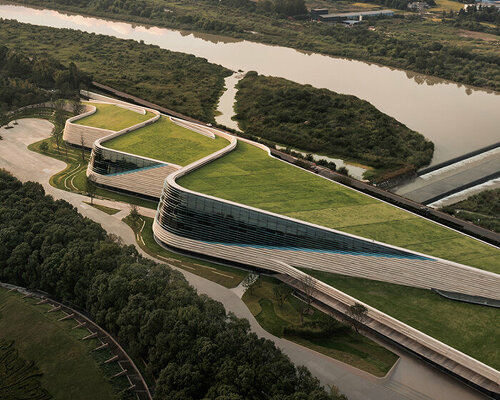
[179,141,500,273]
[0,339,51,400]
[301,269,500,369]
[243,276,398,376]
[0,288,123,400]
[123,215,248,288]
[104,117,228,165]
[75,103,154,131]
[432,0,463,12]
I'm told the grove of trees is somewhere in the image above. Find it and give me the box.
[0,170,345,399]
[0,19,231,122]
[0,45,90,112]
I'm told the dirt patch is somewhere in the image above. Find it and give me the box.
[458,29,500,42]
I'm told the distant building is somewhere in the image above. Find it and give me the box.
[464,0,500,9]
[318,9,395,22]
[408,2,429,11]
[310,8,329,20]
[342,19,361,26]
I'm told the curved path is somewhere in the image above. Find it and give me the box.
[0,119,487,400]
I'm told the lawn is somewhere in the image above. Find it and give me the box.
[103,116,228,165]
[0,288,122,400]
[301,269,500,369]
[179,141,500,272]
[123,215,248,288]
[242,276,398,376]
[432,0,464,12]
[75,103,154,131]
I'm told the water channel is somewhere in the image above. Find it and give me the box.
[1,3,499,168]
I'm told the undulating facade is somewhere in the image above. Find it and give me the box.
[64,93,500,394]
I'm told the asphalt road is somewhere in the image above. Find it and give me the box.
[0,119,488,400]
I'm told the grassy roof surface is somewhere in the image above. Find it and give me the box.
[178,141,499,273]
[75,103,154,131]
[103,116,228,166]
[301,269,500,370]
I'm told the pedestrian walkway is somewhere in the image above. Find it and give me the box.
[0,118,488,400]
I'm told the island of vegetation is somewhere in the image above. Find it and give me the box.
[234,73,434,179]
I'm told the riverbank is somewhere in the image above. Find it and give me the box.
[5,0,500,92]
[2,6,499,167]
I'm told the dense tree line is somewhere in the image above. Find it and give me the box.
[235,73,433,176]
[0,20,231,122]
[20,0,306,18]
[0,170,345,400]
[457,6,500,24]
[0,46,90,112]
[441,189,500,233]
[8,0,499,91]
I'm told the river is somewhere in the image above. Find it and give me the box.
[1,3,499,166]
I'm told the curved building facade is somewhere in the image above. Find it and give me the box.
[152,145,500,301]
[66,93,499,393]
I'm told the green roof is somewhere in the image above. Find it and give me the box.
[179,141,500,273]
[76,103,154,131]
[103,116,228,166]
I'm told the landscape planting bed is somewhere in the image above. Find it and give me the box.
[301,269,500,369]
[0,288,118,400]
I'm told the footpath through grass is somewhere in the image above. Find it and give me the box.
[302,269,500,370]
[104,116,228,165]
[242,276,398,376]
[0,288,125,400]
[28,136,158,210]
[123,215,248,288]
[179,141,500,273]
[75,103,154,131]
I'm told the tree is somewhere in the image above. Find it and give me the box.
[298,274,315,313]
[0,107,10,130]
[79,133,86,162]
[337,166,349,176]
[128,204,141,226]
[86,174,97,205]
[40,142,49,153]
[273,282,292,308]
[347,302,368,333]
[52,99,66,154]
[71,98,85,115]
[241,273,259,295]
